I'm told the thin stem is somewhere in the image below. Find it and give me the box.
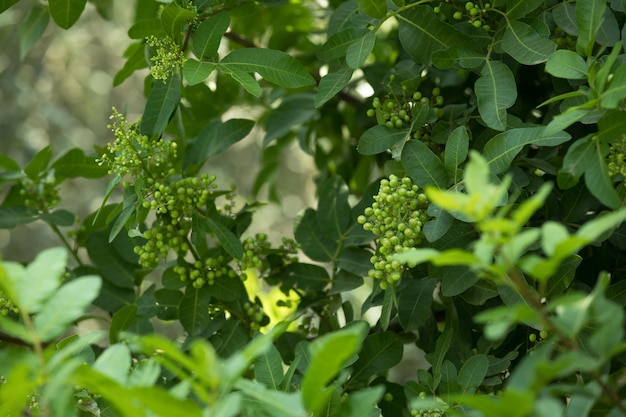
[49,224,83,266]
[595,376,626,415]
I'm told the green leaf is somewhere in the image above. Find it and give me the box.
[191,11,229,59]
[438,265,479,297]
[263,93,316,146]
[204,274,243,302]
[48,0,87,29]
[221,48,315,89]
[350,332,403,383]
[282,263,330,291]
[502,21,556,65]
[51,148,108,179]
[160,3,196,42]
[338,386,385,417]
[475,60,517,131]
[397,6,478,66]
[337,247,372,277]
[600,63,626,109]
[236,379,307,417]
[483,127,571,175]
[358,125,409,155]
[585,139,620,208]
[356,0,386,18]
[402,139,449,189]
[114,42,149,86]
[576,0,606,55]
[317,176,351,241]
[93,344,132,385]
[33,275,101,341]
[314,66,354,108]
[458,354,489,394]
[183,59,216,85]
[294,208,337,262]
[222,66,262,96]
[185,118,254,170]
[596,7,620,46]
[504,0,544,19]
[140,73,181,137]
[0,0,19,13]
[254,343,284,390]
[558,136,594,189]
[18,5,49,60]
[128,19,164,39]
[179,286,212,336]
[86,232,136,288]
[109,305,138,344]
[0,207,37,229]
[204,215,244,259]
[302,323,367,415]
[444,126,469,183]
[545,50,588,80]
[24,145,52,179]
[552,3,577,35]
[318,28,367,61]
[397,278,437,331]
[41,209,75,227]
[346,31,376,69]
[577,208,626,243]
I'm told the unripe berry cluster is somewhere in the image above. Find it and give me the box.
[174,257,238,288]
[241,301,268,331]
[238,234,299,279]
[367,88,445,131]
[410,392,448,417]
[0,292,18,316]
[142,174,217,219]
[553,27,577,50]
[98,108,178,178]
[357,175,430,289]
[146,35,186,81]
[19,173,60,213]
[607,134,626,179]
[435,1,492,31]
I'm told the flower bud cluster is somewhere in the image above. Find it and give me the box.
[19,172,60,212]
[0,292,18,316]
[174,257,238,288]
[358,175,430,289]
[410,392,448,417]
[607,134,626,180]
[146,35,186,81]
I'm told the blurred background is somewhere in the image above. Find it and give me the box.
[0,2,317,262]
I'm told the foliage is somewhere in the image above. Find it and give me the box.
[2,0,626,416]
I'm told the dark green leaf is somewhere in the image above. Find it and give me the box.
[191,11,229,59]
[204,275,243,302]
[337,247,372,277]
[24,145,52,179]
[222,66,262,96]
[475,60,517,131]
[317,176,351,241]
[585,139,620,208]
[438,265,479,297]
[221,48,315,89]
[552,3,578,35]
[401,140,449,189]
[576,0,606,55]
[282,263,330,291]
[114,42,148,86]
[51,148,108,179]
[160,3,196,42]
[318,28,368,61]
[294,208,337,262]
[346,30,376,69]
[263,94,315,146]
[18,5,49,60]
[504,0,544,19]
[183,59,216,85]
[0,0,19,13]
[458,354,489,395]
[483,127,571,175]
[41,209,75,227]
[155,288,183,320]
[356,0,386,18]
[444,126,469,182]
[545,50,588,80]
[315,66,354,108]
[128,19,164,39]
[140,73,181,137]
[109,305,138,344]
[86,232,136,288]
[502,21,556,65]
[236,379,307,417]
[204,215,243,259]
[254,344,284,390]
[358,125,409,155]
[350,332,403,383]
[0,207,37,229]
[48,0,87,29]
[179,286,212,336]
[397,278,437,331]
[397,6,477,66]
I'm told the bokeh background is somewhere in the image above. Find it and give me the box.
[0,2,316,262]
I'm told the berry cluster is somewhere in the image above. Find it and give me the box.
[241,301,268,332]
[238,234,299,279]
[435,1,492,31]
[146,35,186,81]
[553,27,577,50]
[98,108,178,178]
[0,292,18,316]
[607,134,626,180]
[174,258,238,288]
[357,175,430,289]
[410,392,448,417]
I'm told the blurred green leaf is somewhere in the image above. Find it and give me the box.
[0,0,19,13]
[444,126,469,182]
[0,207,37,229]
[24,145,52,179]
[51,148,108,179]
[93,343,132,385]
[236,379,307,417]
[114,42,148,86]
[350,332,403,383]
[110,305,138,344]
[49,0,87,29]
[128,18,164,39]
[254,343,284,390]
[18,5,49,60]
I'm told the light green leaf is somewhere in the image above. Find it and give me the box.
[504,0,544,19]
[192,11,229,59]
[346,30,376,69]
[128,19,164,39]
[552,3,577,35]
[221,48,315,89]
[34,275,102,341]
[350,332,403,383]
[502,21,556,65]
[140,73,181,137]
[397,278,437,331]
[314,66,354,108]
[577,208,626,243]
[48,0,87,29]
[596,7,620,46]
[483,127,571,175]
[160,3,196,42]
[93,344,132,385]
[183,59,216,85]
[358,125,409,155]
[545,50,588,80]
[576,0,606,55]
[204,215,244,259]
[600,64,626,109]
[543,108,594,136]
[356,0,386,18]
[397,6,477,66]
[18,5,49,60]
[236,379,307,417]
[475,60,517,131]
[402,140,449,189]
